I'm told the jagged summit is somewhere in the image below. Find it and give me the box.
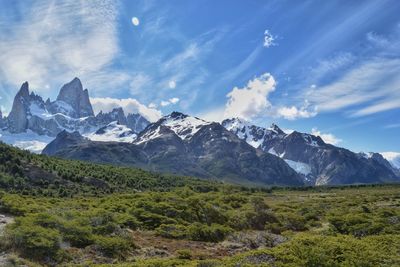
[7,82,34,133]
[222,118,286,149]
[17,81,30,98]
[56,77,94,118]
[168,111,189,119]
[268,123,285,135]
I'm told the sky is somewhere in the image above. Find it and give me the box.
[0,0,399,153]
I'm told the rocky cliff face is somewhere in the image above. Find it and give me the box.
[127,113,150,133]
[223,118,400,185]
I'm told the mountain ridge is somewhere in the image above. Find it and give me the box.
[222,118,400,185]
[43,112,304,187]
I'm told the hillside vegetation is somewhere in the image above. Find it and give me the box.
[0,142,399,266]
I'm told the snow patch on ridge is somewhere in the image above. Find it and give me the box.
[85,121,137,143]
[135,126,163,144]
[162,114,211,140]
[29,102,53,120]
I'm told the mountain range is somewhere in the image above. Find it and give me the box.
[1,78,400,187]
[0,78,149,152]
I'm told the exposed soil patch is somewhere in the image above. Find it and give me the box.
[130,230,285,260]
[131,230,231,259]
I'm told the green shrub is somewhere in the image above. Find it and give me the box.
[10,224,61,259]
[187,223,232,242]
[94,235,135,258]
[61,220,93,247]
[176,249,192,259]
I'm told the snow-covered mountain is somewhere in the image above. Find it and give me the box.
[1,78,150,151]
[222,118,400,185]
[134,112,211,144]
[43,112,304,186]
[222,118,286,150]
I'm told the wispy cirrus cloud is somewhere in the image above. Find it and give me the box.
[300,26,400,118]
[0,0,121,97]
[385,123,400,129]
[307,57,400,116]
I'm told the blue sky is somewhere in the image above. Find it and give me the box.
[0,0,399,153]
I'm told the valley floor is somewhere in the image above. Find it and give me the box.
[0,185,399,266]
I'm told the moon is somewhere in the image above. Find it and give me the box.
[131,17,140,26]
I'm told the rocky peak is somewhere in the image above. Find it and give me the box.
[17,82,30,99]
[56,77,94,118]
[7,82,32,133]
[168,111,189,120]
[109,107,127,125]
[285,131,325,147]
[95,107,127,127]
[268,123,285,135]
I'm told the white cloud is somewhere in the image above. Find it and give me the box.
[0,0,120,96]
[169,97,180,104]
[90,97,162,122]
[276,105,317,120]
[197,107,225,123]
[351,98,400,117]
[160,97,180,107]
[311,128,342,145]
[224,73,276,120]
[263,30,276,48]
[168,80,176,89]
[380,152,400,169]
[160,101,170,107]
[131,17,140,26]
